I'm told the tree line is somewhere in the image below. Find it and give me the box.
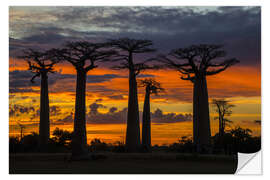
[18,38,239,158]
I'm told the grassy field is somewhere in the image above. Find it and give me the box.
[9,153,238,174]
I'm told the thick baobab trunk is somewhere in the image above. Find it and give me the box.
[194,75,211,153]
[142,87,151,152]
[218,111,222,136]
[192,78,199,150]
[72,69,87,157]
[39,72,50,151]
[126,66,141,152]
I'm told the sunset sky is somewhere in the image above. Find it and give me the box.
[9,6,261,145]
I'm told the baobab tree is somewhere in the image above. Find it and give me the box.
[108,38,156,152]
[139,78,164,152]
[54,41,115,157]
[20,49,59,150]
[212,99,235,137]
[157,44,239,152]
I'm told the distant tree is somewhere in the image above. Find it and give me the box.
[157,44,239,152]
[139,78,164,152]
[53,41,115,157]
[17,122,25,141]
[108,38,156,152]
[20,49,59,150]
[212,99,235,137]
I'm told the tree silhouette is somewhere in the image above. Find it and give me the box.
[52,127,73,146]
[17,122,25,141]
[212,99,235,137]
[20,49,59,150]
[139,78,164,152]
[157,44,239,152]
[53,41,115,157]
[230,127,252,141]
[108,38,156,152]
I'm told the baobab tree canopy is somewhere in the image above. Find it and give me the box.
[54,41,116,71]
[138,78,164,95]
[109,38,156,53]
[21,49,58,82]
[108,38,157,74]
[159,44,239,80]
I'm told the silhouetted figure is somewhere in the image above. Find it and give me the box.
[53,41,115,158]
[108,38,156,152]
[212,99,235,137]
[157,44,239,153]
[20,49,59,151]
[139,79,164,152]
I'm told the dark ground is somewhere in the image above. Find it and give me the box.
[9,153,238,174]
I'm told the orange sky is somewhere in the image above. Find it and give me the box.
[9,58,261,145]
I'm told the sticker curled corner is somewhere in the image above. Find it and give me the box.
[235,150,262,175]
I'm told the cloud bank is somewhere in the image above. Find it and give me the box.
[10,6,260,66]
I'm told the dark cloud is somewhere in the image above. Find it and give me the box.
[30,108,40,120]
[55,101,192,124]
[109,107,118,113]
[89,102,106,115]
[86,107,128,124]
[54,106,126,124]
[9,104,35,117]
[10,6,260,66]
[23,32,68,44]
[54,112,74,125]
[9,70,124,93]
[9,87,38,93]
[157,87,193,103]
[30,105,61,119]
[50,105,62,116]
[151,108,192,123]
[107,95,125,100]
[86,74,124,83]
[9,70,38,90]
[137,74,155,78]
[85,84,126,98]
[95,98,103,102]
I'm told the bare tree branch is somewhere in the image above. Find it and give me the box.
[53,41,115,71]
[18,48,60,82]
[206,58,239,75]
[108,38,156,54]
[30,73,41,83]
